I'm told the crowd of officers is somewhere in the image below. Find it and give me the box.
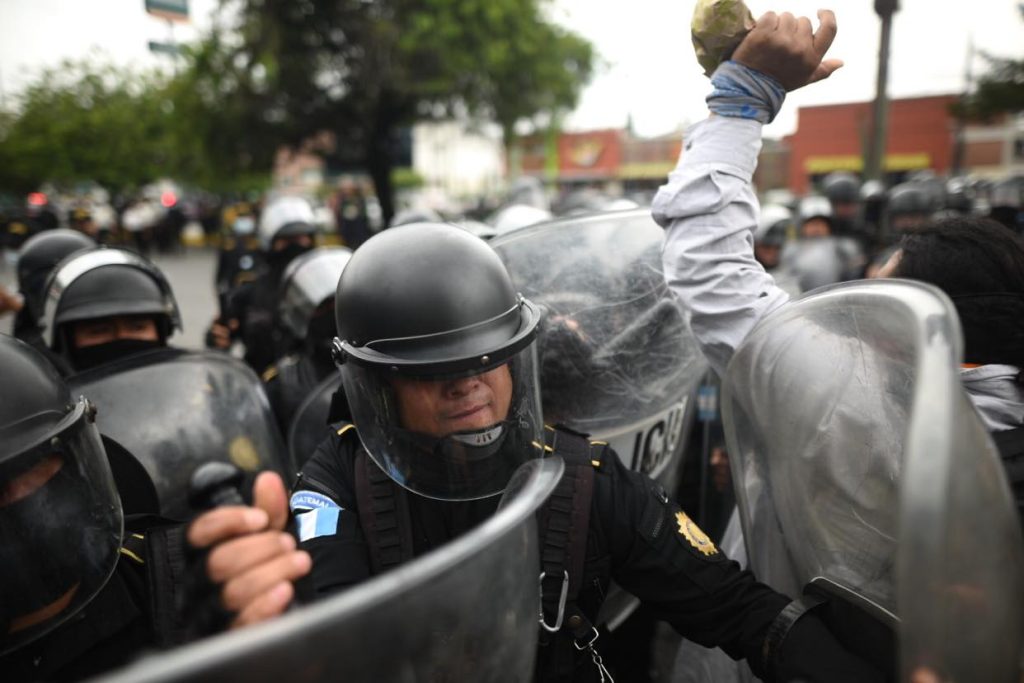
[1,8,1024,682]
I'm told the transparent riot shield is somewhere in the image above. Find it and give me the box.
[93,457,564,683]
[491,209,707,486]
[492,209,708,630]
[780,236,864,291]
[723,279,1024,678]
[899,350,1024,681]
[69,348,293,521]
[287,373,343,468]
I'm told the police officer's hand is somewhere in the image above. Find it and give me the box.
[0,285,23,316]
[732,9,842,91]
[207,318,238,350]
[187,471,311,628]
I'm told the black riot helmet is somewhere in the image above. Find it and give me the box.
[822,171,862,205]
[41,247,182,356]
[888,183,935,217]
[332,223,544,501]
[17,229,97,323]
[0,335,122,655]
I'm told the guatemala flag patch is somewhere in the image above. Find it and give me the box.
[290,491,342,541]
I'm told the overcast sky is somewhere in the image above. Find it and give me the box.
[0,0,1021,139]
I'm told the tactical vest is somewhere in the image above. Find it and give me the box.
[353,426,612,682]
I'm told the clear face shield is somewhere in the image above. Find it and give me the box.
[339,343,545,502]
[0,398,123,655]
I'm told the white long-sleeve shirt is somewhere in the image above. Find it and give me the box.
[653,115,788,377]
[654,116,1024,431]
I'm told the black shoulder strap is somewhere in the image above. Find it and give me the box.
[354,449,415,575]
[538,427,604,644]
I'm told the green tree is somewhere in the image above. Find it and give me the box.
[0,56,272,196]
[0,61,175,194]
[193,0,595,223]
[956,3,1024,120]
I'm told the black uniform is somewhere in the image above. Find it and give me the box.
[292,426,883,683]
[214,236,263,299]
[218,267,294,374]
[262,352,334,435]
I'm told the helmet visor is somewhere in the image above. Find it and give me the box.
[340,343,544,501]
[0,400,122,655]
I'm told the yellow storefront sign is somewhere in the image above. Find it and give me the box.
[618,162,677,179]
[804,153,931,174]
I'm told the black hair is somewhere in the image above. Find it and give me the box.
[894,216,1024,384]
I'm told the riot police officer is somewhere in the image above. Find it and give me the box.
[207,195,319,373]
[782,196,865,289]
[13,229,96,353]
[214,208,262,300]
[821,171,863,238]
[263,246,352,436]
[865,182,937,277]
[0,334,177,680]
[40,246,182,372]
[195,221,880,682]
[885,182,935,237]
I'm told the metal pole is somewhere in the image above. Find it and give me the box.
[951,38,975,177]
[866,6,895,182]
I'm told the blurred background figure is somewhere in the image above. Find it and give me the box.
[263,245,351,438]
[206,195,318,373]
[753,204,802,297]
[821,171,866,245]
[989,175,1024,236]
[782,195,865,290]
[333,178,372,249]
[214,204,263,304]
[13,229,97,361]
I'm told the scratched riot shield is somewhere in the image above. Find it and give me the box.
[898,327,1024,681]
[287,372,344,467]
[491,209,707,487]
[93,457,564,683]
[69,348,293,521]
[723,279,1023,676]
[492,208,707,629]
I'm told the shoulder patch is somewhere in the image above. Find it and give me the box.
[295,507,342,542]
[290,490,341,514]
[676,511,718,556]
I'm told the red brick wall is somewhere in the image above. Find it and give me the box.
[786,95,958,194]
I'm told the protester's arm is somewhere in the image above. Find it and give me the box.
[655,10,841,376]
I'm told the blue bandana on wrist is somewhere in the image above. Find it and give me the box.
[706,61,786,124]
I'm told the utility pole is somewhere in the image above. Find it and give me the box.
[865,0,898,182]
[951,38,975,177]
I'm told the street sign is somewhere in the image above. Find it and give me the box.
[145,0,189,23]
[148,41,182,57]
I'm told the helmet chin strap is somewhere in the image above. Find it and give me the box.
[450,424,505,448]
[399,422,510,461]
